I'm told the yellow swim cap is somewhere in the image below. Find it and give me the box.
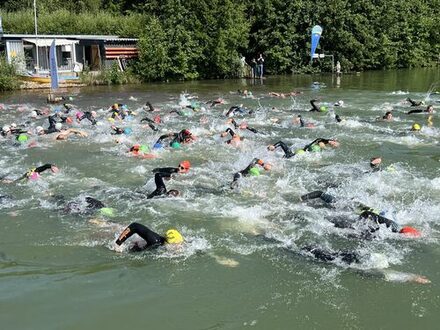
[412,123,421,131]
[165,229,183,244]
[295,149,305,155]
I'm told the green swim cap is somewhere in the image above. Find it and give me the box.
[171,141,181,149]
[319,106,328,112]
[249,167,260,176]
[17,134,29,142]
[139,144,150,153]
[99,207,115,217]
[295,149,305,155]
[310,144,321,152]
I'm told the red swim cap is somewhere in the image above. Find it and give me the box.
[179,160,191,171]
[66,117,73,124]
[399,226,421,238]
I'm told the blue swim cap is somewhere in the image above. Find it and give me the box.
[153,142,163,149]
[123,128,133,135]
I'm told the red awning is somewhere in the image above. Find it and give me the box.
[104,46,138,59]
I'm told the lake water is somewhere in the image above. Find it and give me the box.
[1,68,440,329]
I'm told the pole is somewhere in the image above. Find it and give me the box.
[33,0,39,73]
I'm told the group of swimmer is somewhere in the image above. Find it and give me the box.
[0,91,435,284]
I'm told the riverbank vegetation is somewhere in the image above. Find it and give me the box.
[1,0,439,83]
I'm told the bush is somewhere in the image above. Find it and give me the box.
[0,55,20,91]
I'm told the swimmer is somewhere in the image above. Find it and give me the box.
[207,98,225,107]
[109,103,125,119]
[129,144,156,158]
[406,97,424,107]
[334,100,344,107]
[140,116,159,131]
[77,111,97,125]
[407,105,434,115]
[227,118,258,133]
[293,115,315,128]
[4,164,60,183]
[63,196,107,214]
[300,191,421,237]
[269,91,299,98]
[36,122,62,135]
[378,111,393,121]
[144,101,159,112]
[225,104,252,117]
[230,158,271,189]
[302,138,339,151]
[55,128,88,140]
[152,160,191,175]
[220,128,243,145]
[309,99,325,112]
[147,172,180,199]
[110,125,125,135]
[335,114,343,123]
[267,141,296,158]
[154,129,195,148]
[115,222,183,251]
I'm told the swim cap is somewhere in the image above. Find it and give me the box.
[36,126,44,133]
[249,167,260,176]
[123,128,132,135]
[153,142,163,149]
[139,145,150,153]
[2,125,10,132]
[55,123,62,130]
[113,103,119,109]
[310,144,321,152]
[179,160,191,171]
[399,226,421,238]
[99,207,115,217]
[295,149,305,155]
[412,123,421,131]
[319,106,328,112]
[121,105,127,110]
[17,134,28,142]
[29,171,40,180]
[165,229,183,244]
[171,141,181,149]
[107,117,115,123]
[31,111,38,118]
[66,117,73,124]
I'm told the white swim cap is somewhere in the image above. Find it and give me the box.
[36,126,44,132]
[55,123,62,130]
[31,111,38,118]
[2,125,10,132]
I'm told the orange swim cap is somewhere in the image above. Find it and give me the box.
[179,160,191,172]
[399,226,421,238]
[66,117,73,124]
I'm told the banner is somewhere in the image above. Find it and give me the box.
[50,39,59,89]
[310,25,323,61]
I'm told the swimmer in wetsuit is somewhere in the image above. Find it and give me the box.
[147,172,180,199]
[9,163,59,182]
[267,141,296,158]
[115,223,183,251]
[152,160,191,176]
[225,105,253,117]
[299,191,420,237]
[230,158,271,189]
[407,105,433,115]
[154,129,195,148]
[406,98,424,107]
[140,116,159,131]
[78,111,97,125]
[220,128,242,145]
[300,246,360,264]
[227,118,258,133]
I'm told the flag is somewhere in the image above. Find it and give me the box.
[311,25,323,61]
[50,39,59,90]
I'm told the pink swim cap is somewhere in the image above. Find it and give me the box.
[29,172,40,180]
[76,112,84,119]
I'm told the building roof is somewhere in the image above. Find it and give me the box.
[0,34,138,42]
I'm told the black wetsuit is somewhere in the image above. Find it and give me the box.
[155,130,191,146]
[407,109,430,114]
[15,164,55,181]
[229,118,258,133]
[152,167,179,175]
[140,116,158,131]
[225,106,252,117]
[147,173,170,199]
[115,222,166,250]
[272,141,295,158]
[231,158,264,188]
[145,102,155,112]
[335,115,343,123]
[301,246,360,264]
[64,196,105,213]
[300,191,399,233]
[407,98,423,106]
[309,99,321,112]
[111,127,124,135]
[78,112,97,125]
